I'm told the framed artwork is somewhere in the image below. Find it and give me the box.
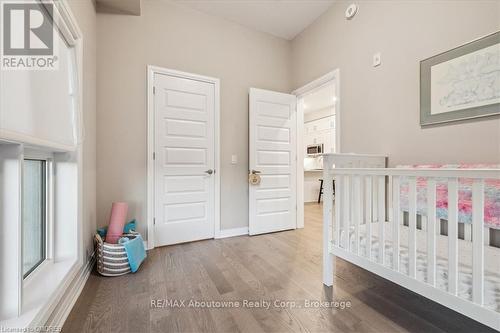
[420,31,500,126]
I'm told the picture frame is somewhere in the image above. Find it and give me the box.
[420,31,500,126]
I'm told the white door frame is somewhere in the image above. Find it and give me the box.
[292,69,340,229]
[146,66,221,249]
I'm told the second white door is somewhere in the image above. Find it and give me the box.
[249,88,297,235]
[154,73,216,246]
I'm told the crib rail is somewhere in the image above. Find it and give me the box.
[321,154,387,286]
[326,168,499,178]
[322,166,500,330]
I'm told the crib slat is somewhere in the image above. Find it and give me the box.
[343,175,350,251]
[373,175,378,223]
[472,180,484,305]
[392,176,400,272]
[349,171,356,246]
[353,176,362,255]
[378,176,386,265]
[448,178,458,295]
[426,178,436,286]
[409,177,417,278]
[388,175,393,222]
[335,175,342,247]
[365,176,372,260]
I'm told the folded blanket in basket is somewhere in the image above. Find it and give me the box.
[118,234,146,273]
[97,220,137,238]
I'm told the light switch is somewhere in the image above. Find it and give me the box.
[373,52,382,67]
[231,154,238,164]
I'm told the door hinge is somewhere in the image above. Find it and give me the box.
[153,218,156,225]
[153,152,156,160]
[153,86,156,94]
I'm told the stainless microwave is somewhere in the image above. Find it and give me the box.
[307,144,323,155]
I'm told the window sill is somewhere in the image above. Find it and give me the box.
[0,257,79,329]
[23,259,50,286]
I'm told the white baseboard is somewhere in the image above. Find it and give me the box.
[44,254,95,329]
[216,227,249,239]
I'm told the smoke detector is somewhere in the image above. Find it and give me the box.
[345,4,358,20]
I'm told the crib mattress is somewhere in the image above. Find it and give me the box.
[342,233,500,313]
[397,164,500,229]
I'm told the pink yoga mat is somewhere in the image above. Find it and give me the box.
[106,202,128,244]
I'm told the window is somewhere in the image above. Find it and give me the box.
[22,159,47,278]
[0,0,82,323]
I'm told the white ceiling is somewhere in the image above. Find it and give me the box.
[173,0,335,40]
[303,82,336,113]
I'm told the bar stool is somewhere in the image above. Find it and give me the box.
[318,178,335,203]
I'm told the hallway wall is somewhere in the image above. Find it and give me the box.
[292,0,500,166]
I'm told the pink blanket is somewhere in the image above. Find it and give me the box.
[398,164,500,230]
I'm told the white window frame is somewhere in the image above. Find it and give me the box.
[0,0,84,327]
[22,149,54,283]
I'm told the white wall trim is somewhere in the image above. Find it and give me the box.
[146,66,221,250]
[216,227,249,239]
[293,69,340,229]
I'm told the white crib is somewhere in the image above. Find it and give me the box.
[322,153,500,331]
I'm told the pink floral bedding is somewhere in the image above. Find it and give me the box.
[398,164,500,230]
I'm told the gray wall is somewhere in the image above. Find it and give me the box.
[96,0,292,235]
[68,0,97,262]
[292,0,500,166]
[96,0,499,238]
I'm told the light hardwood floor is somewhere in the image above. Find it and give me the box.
[63,203,495,333]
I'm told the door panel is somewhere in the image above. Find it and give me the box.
[249,88,297,235]
[154,73,215,246]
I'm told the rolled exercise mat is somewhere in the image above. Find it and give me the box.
[106,202,128,244]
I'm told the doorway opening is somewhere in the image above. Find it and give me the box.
[294,70,340,229]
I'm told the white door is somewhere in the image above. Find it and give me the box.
[154,73,215,246]
[249,88,297,235]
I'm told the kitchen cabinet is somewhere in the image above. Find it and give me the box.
[304,115,335,153]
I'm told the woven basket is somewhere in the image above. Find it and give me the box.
[94,232,138,276]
